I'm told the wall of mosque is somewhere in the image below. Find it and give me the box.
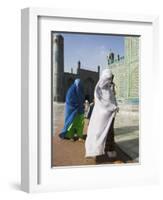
[108,37,139,104]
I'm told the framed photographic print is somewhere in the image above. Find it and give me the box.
[21,8,159,193]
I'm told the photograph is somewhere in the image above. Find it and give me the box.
[51,32,140,167]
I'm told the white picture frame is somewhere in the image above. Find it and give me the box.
[21,7,159,193]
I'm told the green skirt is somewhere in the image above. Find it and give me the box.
[65,114,84,139]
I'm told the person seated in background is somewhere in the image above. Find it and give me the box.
[84,100,90,118]
[85,99,95,123]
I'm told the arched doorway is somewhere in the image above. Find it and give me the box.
[84,78,94,102]
[67,78,74,88]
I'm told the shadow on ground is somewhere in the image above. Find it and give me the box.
[116,138,139,160]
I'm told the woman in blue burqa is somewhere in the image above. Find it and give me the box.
[59,79,85,140]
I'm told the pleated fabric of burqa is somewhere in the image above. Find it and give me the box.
[85,69,118,157]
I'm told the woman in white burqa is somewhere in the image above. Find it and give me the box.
[85,69,118,158]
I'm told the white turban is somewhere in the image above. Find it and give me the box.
[101,68,113,79]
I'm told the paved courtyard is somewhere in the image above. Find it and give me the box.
[52,102,139,167]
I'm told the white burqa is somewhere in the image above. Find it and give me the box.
[85,69,118,157]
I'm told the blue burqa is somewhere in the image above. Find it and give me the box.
[61,79,84,138]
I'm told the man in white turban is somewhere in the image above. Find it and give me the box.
[85,69,119,158]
